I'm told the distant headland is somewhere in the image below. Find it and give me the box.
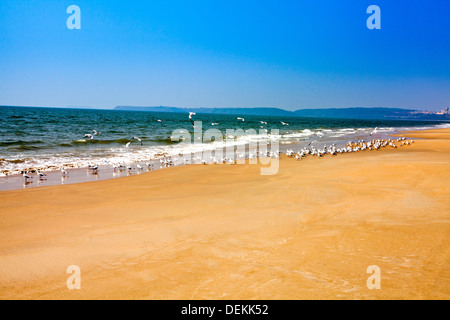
[114,106,450,121]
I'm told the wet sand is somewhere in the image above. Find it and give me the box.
[0,129,449,299]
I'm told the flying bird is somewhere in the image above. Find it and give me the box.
[237,117,245,121]
[281,122,289,126]
[93,130,101,135]
[370,127,378,136]
[132,137,143,146]
[84,134,94,140]
[188,112,197,126]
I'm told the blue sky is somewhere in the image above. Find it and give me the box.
[0,0,449,110]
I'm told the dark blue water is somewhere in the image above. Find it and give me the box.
[1,106,448,175]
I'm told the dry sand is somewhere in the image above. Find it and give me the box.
[0,129,449,300]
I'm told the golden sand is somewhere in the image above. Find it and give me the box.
[0,129,449,299]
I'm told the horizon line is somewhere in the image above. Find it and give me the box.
[0,104,445,112]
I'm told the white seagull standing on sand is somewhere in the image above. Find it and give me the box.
[88,165,99,174]
[22,171,33,181]
[37,170,47,179]
[61,167,69,177]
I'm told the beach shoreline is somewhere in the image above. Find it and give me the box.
[0,125,444,191]
[0,128,449,299]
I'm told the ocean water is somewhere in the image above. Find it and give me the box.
[1,106,449,176]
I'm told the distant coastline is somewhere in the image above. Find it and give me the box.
[1,105,449,121]
[115,106,450,121]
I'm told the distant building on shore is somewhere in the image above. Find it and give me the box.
[436,107,449,115]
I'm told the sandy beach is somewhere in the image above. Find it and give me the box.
[0,128,449,300]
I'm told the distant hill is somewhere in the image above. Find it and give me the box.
[114,106,293,117]
[114,106,186,113]
[293,107,450,120]
[294,107,414,120]
[114,106,450,121]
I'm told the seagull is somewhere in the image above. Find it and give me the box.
[281,122,289,126]
[37,170,47,179]
[93,130,101,135]
[22,171,33,181]
[88,165,99,174]
[61,167,69,176]
[188,112,197,127]
[211,123,219,126]
[137,163,143,171]
[237,117,245,122]
[157,119,164,125]
[260,121,267,125]
[132,137,143,146]
[369,127,378,136]
[84,134,94,140]
[125,141,131,148]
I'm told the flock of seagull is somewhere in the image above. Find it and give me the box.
[285,137,413,160]
[109,136,415,174]
[21,134,414,183]
[18,110,414,183]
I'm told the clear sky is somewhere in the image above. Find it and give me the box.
[0,0,449,110]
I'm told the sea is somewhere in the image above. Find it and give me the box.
[1,105,449,179]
